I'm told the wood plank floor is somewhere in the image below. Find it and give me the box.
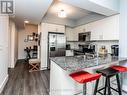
[1,60,50,95]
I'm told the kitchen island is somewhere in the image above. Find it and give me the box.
[50,55,127,95]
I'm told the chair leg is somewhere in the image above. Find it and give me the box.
[94,79,100,95]
[120,73,123,88]
[104,77,108,95]
[83,84,86,95]
[107,77,111,95]
[116,74,122,95]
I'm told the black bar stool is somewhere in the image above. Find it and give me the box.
[94,67,122,95]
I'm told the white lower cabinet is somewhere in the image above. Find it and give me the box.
[66,50,74,56]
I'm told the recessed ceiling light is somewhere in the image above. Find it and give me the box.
[24,20,29,23]
[58,10,67,18]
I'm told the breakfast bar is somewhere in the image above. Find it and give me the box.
[50,55,127,95]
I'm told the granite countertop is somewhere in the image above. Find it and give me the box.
[50,54,127,72]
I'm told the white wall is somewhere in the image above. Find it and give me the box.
[9,19,18,68]
[38,25,41,59]
[0,15,9,93]
[40,23,48,70]
[18,24,38,59]
[119,0,127,58]
[119,0,127,91]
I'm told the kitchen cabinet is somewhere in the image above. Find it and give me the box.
[86,15,119,40]
[66,50,74,56]
[66,15,119,41]
[40,23,65,70]
[86,23,103,40]
[65,27,74,41]
[47,23,65,33]
[66,25,87,41]
[73,25,87,41]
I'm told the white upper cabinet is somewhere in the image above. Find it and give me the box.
[86,21,104,40]
[86,15,119,40]
[73,25,87,41]
[47,23,65,33]
[65,27,74,41]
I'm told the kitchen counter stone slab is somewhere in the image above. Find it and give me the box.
[50,55,127,72]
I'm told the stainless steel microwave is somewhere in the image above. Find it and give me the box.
[78,32,91,42]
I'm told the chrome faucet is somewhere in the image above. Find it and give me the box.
[89,43,99,58]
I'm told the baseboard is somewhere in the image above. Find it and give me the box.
[40,67,48,70]
[0,75,8,93]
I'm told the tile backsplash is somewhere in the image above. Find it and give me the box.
[67,40,119,53]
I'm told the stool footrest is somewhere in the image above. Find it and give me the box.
[110,87,119,92]
[98,91,103,95]
[97,87,105,92]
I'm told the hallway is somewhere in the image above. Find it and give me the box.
[1,60,50,95]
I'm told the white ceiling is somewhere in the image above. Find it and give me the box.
[12,0,118,28]
[46,1,92,20]
[60,0,119,16]
[13,0,53,28]
[42,1,106,27]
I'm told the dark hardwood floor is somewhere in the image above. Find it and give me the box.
[1,60,50,95]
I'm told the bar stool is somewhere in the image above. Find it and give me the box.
[110,65,127,72]
[111,65,127,90]
[69,71,101,95]
[94,67,122,95]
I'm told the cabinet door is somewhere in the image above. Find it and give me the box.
[103,16,119,40]
[88,15,119,41]
[73,26,86,41]
[47,24,57,32]
[47,24,65,33]
[73,27,79,41]
[57,25,65,33]
[87,23,103,40]
[66,27,74,41]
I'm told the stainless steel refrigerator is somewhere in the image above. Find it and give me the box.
[48,33,66,68]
